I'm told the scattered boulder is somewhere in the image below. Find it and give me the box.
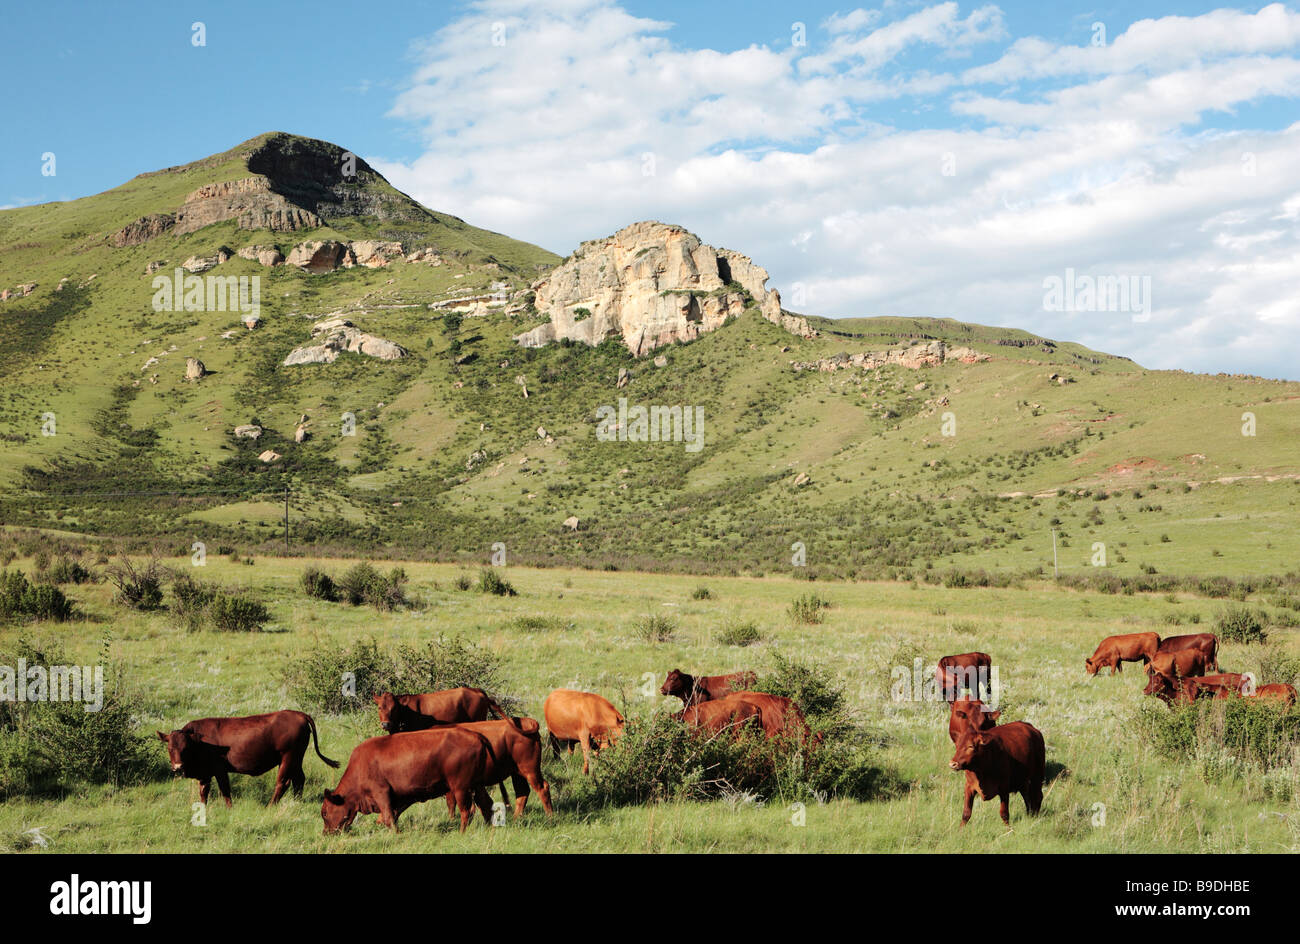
[294,424,308,443]
[145,261,167,275]
[350,240,404,268]
[286,240,355,274]
[237,245,285,267]
[616,367,631,388]
[653,355,668,367]
[283,318,408,366]
[792,472,810,487]
[563,516,580,531]
[184,357,207,381]
[257,450,281,464]
[234,424,263,440]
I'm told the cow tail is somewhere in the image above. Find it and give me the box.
[483,692,524,732]
[307,714,340,768]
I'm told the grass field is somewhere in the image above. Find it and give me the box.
[2,552,1297,853]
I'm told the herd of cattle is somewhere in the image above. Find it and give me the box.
[155,669,813,833]
[938,630,1298,827]
[153,632,1298,834]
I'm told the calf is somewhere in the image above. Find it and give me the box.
[1157,633,1219,672]
[1146,649,1211,681]
[1246,683,1298,707]
[675,695,764,737]
[157,710,338,807]
[372,687,512,733]
[936,652,992,702]
[443,717,553,818]
[727,691,813,743]
[321,728,496,833]
[948,697,999,744]
[543,689,626,774]
[949,721,1045,826]
[660,669,757,707]
[1084,632,1159,675]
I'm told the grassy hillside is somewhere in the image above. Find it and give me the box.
[0,135,1297,583]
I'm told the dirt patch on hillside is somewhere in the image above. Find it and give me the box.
[1106,457,1167,476]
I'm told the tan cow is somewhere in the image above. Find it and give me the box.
[543,690,626,774]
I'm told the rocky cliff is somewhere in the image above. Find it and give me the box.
[515,221,815,357]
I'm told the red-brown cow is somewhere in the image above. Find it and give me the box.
[1144,672,1246,705]
[321,728,496,833]
[157,710,338,807]
[675,695,764,737]
[1157,633,1219,672]
[1084,632,1159,676]
[543,690,626,774]
[936,652,992,702]
[1146,649,1212,681]
[1246,683,1298,707]
[727,691,813,743]
[372,687,512,733]
[660,669,758,707]
[948,697,999,744]
[949,720,1045,826]
[442,717,553,818]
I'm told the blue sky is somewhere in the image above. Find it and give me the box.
[3,1,1299,377]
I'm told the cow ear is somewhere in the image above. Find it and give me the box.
[371,694,382,705]
[986,710,1001,722]
[156,731,167,741]
[323,791,344,806]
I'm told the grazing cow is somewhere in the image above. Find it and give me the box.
[443,717,553,818]
[948,697,999,744]
[1084,632,1160,676]
[949,721,1045,827]
[1144,672,1246,705]
[1157,633,1219,672]
[1146,649,1212,681]
[726,691,813,743]
[936,652,992,702]
[543,690,626,774]
[321,728,496,833]
[1246,684,1298,707]
[675,695,764,737]
[156,710,338,808]
[372,687,512,733]
[660,669,758,707]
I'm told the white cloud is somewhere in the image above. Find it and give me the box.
[372,2,1300,379]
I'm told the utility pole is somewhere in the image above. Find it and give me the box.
[1051,528,1058,579]
[284,485,289,550]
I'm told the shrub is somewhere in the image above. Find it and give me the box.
[170,573,216,631]
[1137,698,1300,770]
[453,573,473,591]
[0,571,73,622]
[392,635,519,714]
[717,620,761,647]
[337,562,380,606]
[634,613,677,642]
[335,562,408,610]
[208,594,270,632]
[476,568,517,597]
[789,592,830,625]
[280,638,396,714]
[1216,605,1267,644]
[508,615,567,633]
[754,652,850,734]
[301,566,338,601]
[691,586,713,601]
[47,556,92,585]
[102,555,164,611]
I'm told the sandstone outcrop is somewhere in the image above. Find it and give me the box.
[350,240,404,268]
[283,317,408,366]
[286,240,356,273]
[233,424,263,439]
[237,245,285,266]
[790,340,990,373]
[514,221,815,357]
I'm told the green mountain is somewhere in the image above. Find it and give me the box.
[1,134,1298,580]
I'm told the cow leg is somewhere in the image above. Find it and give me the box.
[960,778,976,826]
[269,754,294,805]
[528,772,553,816]
[579,732,593,775]
[474,786,494,825]
[548,733,562,758]
[998,793,1011,826]
[197,778,211,806]
[453,789,473,832]
[445,794,458,820]
[510,774,529,817]
[290,764,306,799]
[215,770,233,808]
[376,795,398,832]
[1024,784,1043,816]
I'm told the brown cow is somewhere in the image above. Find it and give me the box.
[1246,683,1298,707]
[373,687,512,733]
[1146,649,1212,681]
[675,695,764,737]
[543,690,626,774]
[321,728,496,833]
[949,720,1045,826]
[442,717,553,818]
[1157,633,1219,672]
[1144,672,1246,705]
[1084,632,1159,675]
[936,652,992,702]
[660,669,757,707]
[948,697,999,744]
[156,710,338,808]
[726,691,813,743]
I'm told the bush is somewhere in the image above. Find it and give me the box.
[634,613,677,642]
[301,566,338,601]
[717,620,761,647]
[337,562,380,606]
[393,636,519,714]
[103,555,164,611]
[753,652,850,735]
[476,568,517,597]
[208,594,270,632]
[453,573,473,591]
[170,573,216,631]
[1216,605,1267,644]
[280,638,396,714]
[335,562,408,610]
[0,571,73,622]
[47,556,92,585]
[1137,698,1300,770]
[508,615,568,633]
[691,586,713,600]
[789,592,830,625]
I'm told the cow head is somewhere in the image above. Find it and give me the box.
[950,698,998,733]
[372,692,399,733]
[660,669,693,701]
[155,729,228,776]
[949,726,991,772]
[1084,657,1099,676]
[321,789,356,834]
